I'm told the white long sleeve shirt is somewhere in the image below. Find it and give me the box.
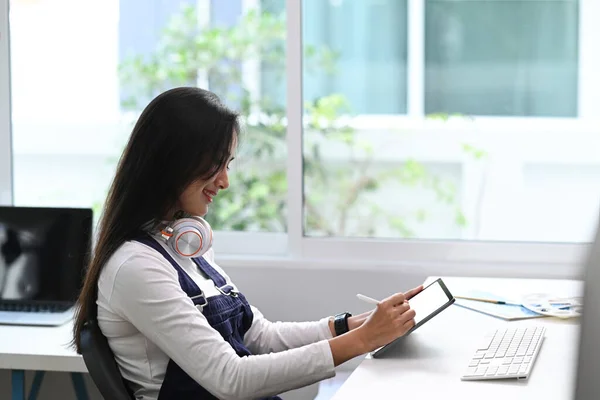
[97,237,336,400]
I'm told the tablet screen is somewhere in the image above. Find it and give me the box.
[371,278,454,358]
[410,279,453,324]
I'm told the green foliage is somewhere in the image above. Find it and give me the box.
[427,112,474,122]
[462,143,488,160]
[117,4,479,238]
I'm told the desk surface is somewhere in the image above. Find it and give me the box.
[0,275,583,397]
[332,276,582,400]
[0,319,85,372]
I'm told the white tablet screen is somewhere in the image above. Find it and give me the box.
[409,280,450,324]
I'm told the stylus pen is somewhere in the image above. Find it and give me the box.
[454,296,520,306]
[356,294,380,305]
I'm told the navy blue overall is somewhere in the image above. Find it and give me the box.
[134,235,283,400]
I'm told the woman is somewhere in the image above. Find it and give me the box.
[73,87,421,400]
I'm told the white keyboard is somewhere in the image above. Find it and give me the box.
[461,326,545,381]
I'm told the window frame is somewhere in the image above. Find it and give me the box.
[0,0,11,206]
[407,0,424,117]
[0,0,595,278]
[578,0,600,117]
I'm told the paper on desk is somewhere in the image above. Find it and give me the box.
[453,290,546,321]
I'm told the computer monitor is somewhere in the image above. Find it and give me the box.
[0,206,92,325]
[573,212,600,399]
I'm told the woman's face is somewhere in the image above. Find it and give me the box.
[177,152,235,217]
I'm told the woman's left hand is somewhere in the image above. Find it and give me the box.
[343,284,424,334]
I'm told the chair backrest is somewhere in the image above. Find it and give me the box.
[79,320,133,400]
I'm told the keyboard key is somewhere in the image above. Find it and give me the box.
[469,360,479,367]
[477,335,495,350]
[497,366,509,375]
[518,364,528,375]
[503,358,513,365]
[524,356,532,363]
[513,357,523,364]
[475,366,488,376]
[486,366,498,376]
[508,365,520,375]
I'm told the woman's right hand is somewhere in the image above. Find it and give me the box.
[327,292,417,366]
[356,292,416,351]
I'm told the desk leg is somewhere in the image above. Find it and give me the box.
[28,371,45,400]
[70,373,89,400]
[11,370,25,400]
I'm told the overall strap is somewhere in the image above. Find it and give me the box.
[191,257,226,287]
[192,257,238,296]
[134,235,208,308]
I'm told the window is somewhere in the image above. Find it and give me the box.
[7,0,287,251]
[425,0,578,117]
[0,0,9,207]
[1,0,597,271]
[302,0,600,244]
[9,0,120,215]
[264,0,408,115]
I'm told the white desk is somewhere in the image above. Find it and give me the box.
[332,276,582,400]
[0,321,89,399]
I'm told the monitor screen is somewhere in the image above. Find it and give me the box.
[574,212,600,399]
[0,206,92,305]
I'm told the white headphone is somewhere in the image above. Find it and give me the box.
[159,212,213,258]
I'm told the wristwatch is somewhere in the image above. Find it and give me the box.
[333,312,352,336]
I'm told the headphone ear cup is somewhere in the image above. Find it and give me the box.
[168,217,213,258]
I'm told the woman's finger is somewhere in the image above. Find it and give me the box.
[404,285,423,300]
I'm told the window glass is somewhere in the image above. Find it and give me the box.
[10,0,287,232]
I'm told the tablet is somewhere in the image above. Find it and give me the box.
[371,278,455,358]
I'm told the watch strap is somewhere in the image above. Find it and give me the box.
[334,312,352,336]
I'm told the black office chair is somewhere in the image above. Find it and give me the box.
[79,320,134,400]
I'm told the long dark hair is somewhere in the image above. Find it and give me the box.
[72,87,239,351]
